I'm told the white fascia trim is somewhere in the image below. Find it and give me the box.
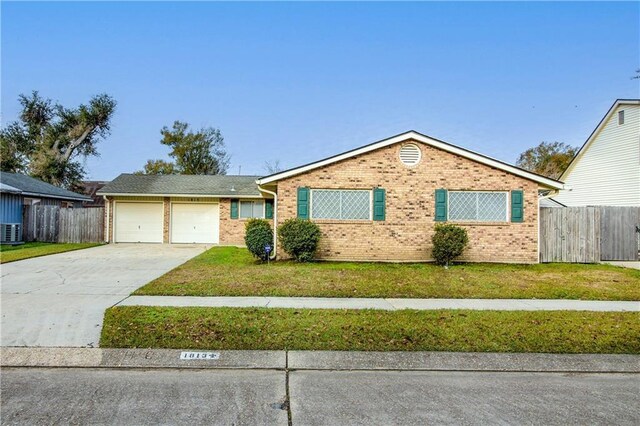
[97,193,264,199]
[256,131,565,190]
[560,99,640,181]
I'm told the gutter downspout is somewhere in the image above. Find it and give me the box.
[258,185,277,260]
[103,195,110,243]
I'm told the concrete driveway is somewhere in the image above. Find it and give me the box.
[1,244,206,347]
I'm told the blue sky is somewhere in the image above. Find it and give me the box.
[2,1,639,180]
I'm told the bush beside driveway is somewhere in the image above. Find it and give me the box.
[134,247,640,301]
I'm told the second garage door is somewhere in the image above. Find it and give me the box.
[171,203,219,244]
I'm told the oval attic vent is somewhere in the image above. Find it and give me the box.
[399,143,421,166]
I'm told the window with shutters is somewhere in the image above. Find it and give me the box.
[311,189,371,220]
[448,191,508,222]
[239,200,264,219]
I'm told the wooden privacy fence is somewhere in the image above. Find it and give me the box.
[540,206,640,263]
[23,205,104,243]
[600,206,640,261]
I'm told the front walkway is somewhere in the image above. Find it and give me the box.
[117,296,640,311]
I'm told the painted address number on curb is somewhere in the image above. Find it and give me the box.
[180,351,220,360]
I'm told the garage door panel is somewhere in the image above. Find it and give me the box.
[115,203,164,243]
[171,203,219,244]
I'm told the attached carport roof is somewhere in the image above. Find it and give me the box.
[98,174,263,197]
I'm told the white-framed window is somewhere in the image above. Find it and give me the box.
[448,191,508,222]
[240,200,264,219]
[311,189,371,220]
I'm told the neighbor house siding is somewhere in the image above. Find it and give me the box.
[0,194,23,223]
[554,104,640,207]
[276,140,539,263]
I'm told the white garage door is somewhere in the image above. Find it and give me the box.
[171,203,219,244]
[115,202,164,243]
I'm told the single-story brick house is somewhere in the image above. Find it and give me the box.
[98,131,564,263]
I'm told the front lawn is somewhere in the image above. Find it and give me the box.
[0,242,102,264]
[134,247,640,300]
[101,306,640,354]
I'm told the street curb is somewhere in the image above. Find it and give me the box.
[287,351,640,373]
[2,348,639,373]
[1,348,286,370]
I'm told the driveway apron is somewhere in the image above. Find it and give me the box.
[1,244,206,347]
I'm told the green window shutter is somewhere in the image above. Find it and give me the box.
[230,199,239,219]
[265,199,274,219]
[373,188,386,221]
[434,189,448,222]
[511,190,524,222]
[297,187,309,219]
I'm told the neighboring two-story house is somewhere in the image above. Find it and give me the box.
[553,99,640,207]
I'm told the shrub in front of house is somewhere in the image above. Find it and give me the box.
[244,218,273,261]
[277,218,321,262]
[432,224,469,267]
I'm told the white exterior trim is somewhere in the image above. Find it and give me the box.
[256,131,565,190]
[99,192,264,199]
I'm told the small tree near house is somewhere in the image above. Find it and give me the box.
[431,224,469,267]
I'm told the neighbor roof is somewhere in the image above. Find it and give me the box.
[0,182,22,194]
[0,172,91,201]
[256,130,565,190]
[559,99,640,181]
[97,174,263,197]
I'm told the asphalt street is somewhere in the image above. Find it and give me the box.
[2,367,638,425]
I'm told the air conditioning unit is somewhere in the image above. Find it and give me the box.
[0,223,22,244]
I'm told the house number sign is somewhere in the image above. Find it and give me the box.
[180,351,220,360]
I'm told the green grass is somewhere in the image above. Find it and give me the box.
[134,246,640,300]
[101,306,640,354]
[0,242,102,263]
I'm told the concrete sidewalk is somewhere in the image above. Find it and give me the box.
[117,295,640,311]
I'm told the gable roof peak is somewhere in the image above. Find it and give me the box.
[256,130,564,189]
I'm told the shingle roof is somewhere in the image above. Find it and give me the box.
[0,182,22,194]
[0,172,91,201]
[97,174,262,197]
